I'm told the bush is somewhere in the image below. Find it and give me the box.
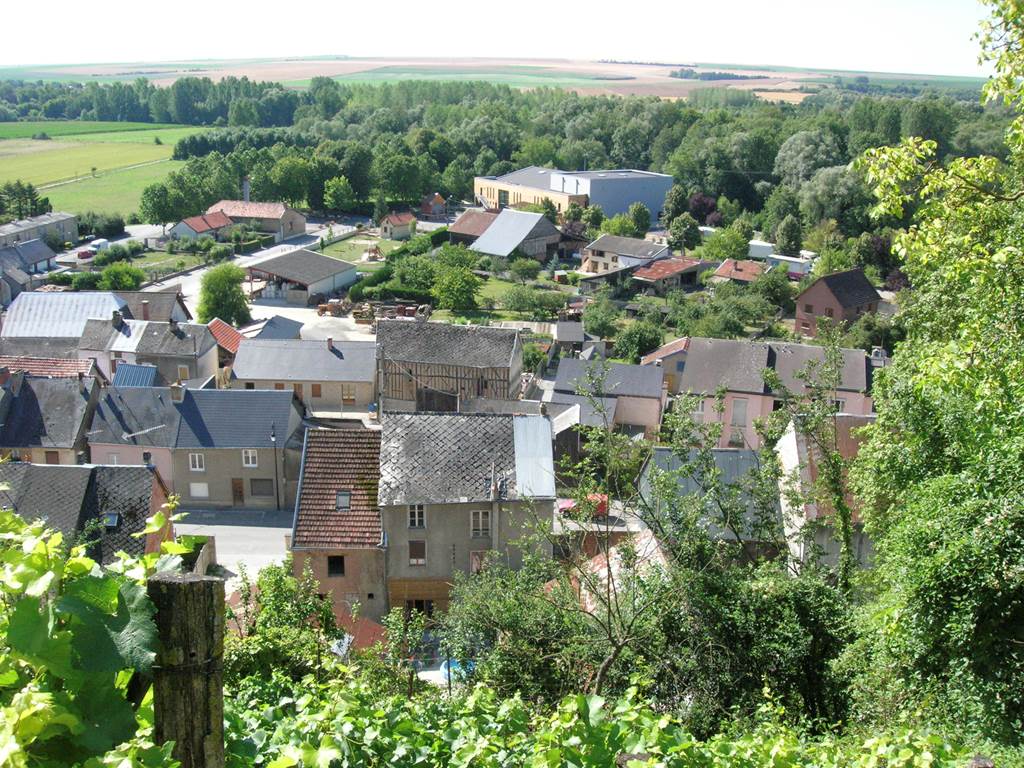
[48,271,73,286]
[98,262,146,290]
[77,211,125,239]
[209,244,234,262]
[125,239,145,257]
[71,271,102,291]
[349,263,394,302]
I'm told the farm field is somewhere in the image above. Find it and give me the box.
[0,140,172,185]
[285,65,628,89]
[43,159,184,215]
[0,121,182,140]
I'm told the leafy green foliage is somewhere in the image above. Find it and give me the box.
[98,262,145,290]
[509,257,541,284]
[582,290,621,339]
[197,262,251,325]
[613,321,663,363]
[432,267,481,310]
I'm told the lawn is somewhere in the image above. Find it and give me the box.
[44,160,184,216]
[0,121,183,140]
[321,236,402,272]
[0,140,173,186]
[128,249,206,274]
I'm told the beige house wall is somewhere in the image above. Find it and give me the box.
[292,548,387,622]
[473,179,586,214]
[173,445,298,510]
[612,396,664,437]
[231,378,375,411]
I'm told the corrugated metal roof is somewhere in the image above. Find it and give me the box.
[513,415,556,499]
[2,292,127,338]
[112,363,159,388]
[469,209,557,258]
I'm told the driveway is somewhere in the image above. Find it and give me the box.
[176,508,292,589]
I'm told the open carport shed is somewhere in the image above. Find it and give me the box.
[246,249,358,304]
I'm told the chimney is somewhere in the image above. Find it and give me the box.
[0,367,10,388]
[112,310,123,330]
[326,337,333,351]
[10,372,24,397]
[141,300,150,321]
[242,176,251,203]
[77,371,87,393]
[170,382,184,403]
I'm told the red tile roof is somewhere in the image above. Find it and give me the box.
[207,318,245,355]
[632,257,702,281]
[207,200,290,220]
[180,211,232,234]
[449,210,498,238]
[383,211,416,226]
[713,259,763,283]
[0,356,94,378]
[293,428,382,549]
[641,337,690,366]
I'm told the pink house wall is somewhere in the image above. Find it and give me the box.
[89,442,175,493]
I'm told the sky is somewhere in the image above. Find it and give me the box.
[0,0,990,77]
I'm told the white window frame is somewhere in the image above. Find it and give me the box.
[106,452,120,465]
[408,504,425,529]
[242,448,258,468]
[471,508,491,538]
[341,383,356,404]
[189,453,205,472]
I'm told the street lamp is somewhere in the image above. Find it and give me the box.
[270,421,282,510]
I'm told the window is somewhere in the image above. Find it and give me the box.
[244,382,255,390]
[103,512,120,528]
[825,307,834,318]
[471,508,491,538]
[800,321,811,331]
[405,599,434,617]
[730,398,748,428]
[835,399,847,413]
[107,452,120,465]
[274,383,284,390]
[803,303,814,313]
[250,479,273,496]
[189,482,209,498]
[177,365,190,381]
[142,451,152,464]
[691,399,705,421]
[470,551,487,574]
[311,383,322,398]
[242,449,258,468]
[44,451,59,465]
[336,490,351,511]
[408,504,425,528]
[342,384,356,404]
[409,540,426,566]
[727,429,745,448]
[675,360,686,372]
[327,556,345,576]
[293,383,303,397]
[189,453,205,472]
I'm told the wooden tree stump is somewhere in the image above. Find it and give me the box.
[147,572,225,768]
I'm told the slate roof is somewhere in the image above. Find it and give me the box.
[376,320,520,369]
[207,318,245,354]
[208,200,290,220]
[633,257,703,281]
[378,413,555,506]
[553,321,585,343]
[713,259,763,283]
[111,363,160,388]
[641,337,690,366]
[179,211,233,233]
[0,337,78,359]
[1,292,127,338]
[249,249,356,286]
[0,239,56,270]
[292,428,382,549]
[449,210,498,239]
[252,315,303,340]
[768,342,869,394]
[113,291,192,322]
[0,463,159,563]
[586,234,668,260]
[79,319,216,358]
[0,212,76,238]
[0,356,94,378]
[469,209,559,257]
[547,392,618,428]
[232,339,376,383]
[89,387,299,449]
[554,358,664,399]
[802,269,880,308]
[0,376,91,449]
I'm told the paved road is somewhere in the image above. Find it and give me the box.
[176,508,292,590]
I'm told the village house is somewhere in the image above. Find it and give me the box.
[0,239,58,306]
[549,358,666,438]
[376,320,523,411]
[674,337,878,449]
[640,337,691,391]
[380,212,417,241]
[290,427,387,622]
[631,257,710,295]
[168,210,234,241]
[88,386,304,510]
[246,249,358,304]
[229,338,377,417]
[709,258,764,286]
[469,209,561,261]
[206,200,306,243]
[0,371,99,465]
[777,413,877,568]
[377,412,556,615]
[795,268,881,337]
[448,210,498,247]
[0,463,172,564]
[474,166,672,218]
[581,234,670,274]
[420,193,447,221]
[207,317,245,368]
[0,212,77,248]
[78,314,218,383]
[248,315,303,340]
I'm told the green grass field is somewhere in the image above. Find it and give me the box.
[129,249,206,273]
[0,140,173,186]
[322,236,402,271]
[43,160,184,215]
[70,127,205,144]
[0,121,183,140]
[285,65,629,89]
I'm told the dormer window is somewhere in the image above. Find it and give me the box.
[336,490,351,512]
[103,512,120,528]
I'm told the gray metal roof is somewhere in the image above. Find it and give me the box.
[0,376,91,449]
[469,209,559,258]
[488,166,557,188]
[554,358,664,399]
[248,249,356,286]
[585,234,669,260]
[548,391,618,428]
[111,363,160,388]
[1,292,127,338]
[376,320,520,369]
[0,212,76,238]
[554,321,585,343]
[252,315,303,340]
[231,339,376,383]
[0,239,55,269]
[378,412,555,506]
[89,387,300,449]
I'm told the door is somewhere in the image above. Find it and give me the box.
[231,478,244,505]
